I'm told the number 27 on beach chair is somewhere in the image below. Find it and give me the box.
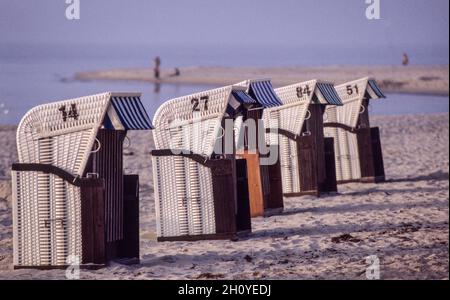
[151,86,255,241]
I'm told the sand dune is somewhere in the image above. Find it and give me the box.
[0,113,448,279]
[75,65,450,96]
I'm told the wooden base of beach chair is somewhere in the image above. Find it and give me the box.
[357,126,386,184]
[237,151,284,218]
[321,137,338,193]
[284,190,320,198]
[81,175,140,266]
[337,175,386,185]
[157,233,236,242]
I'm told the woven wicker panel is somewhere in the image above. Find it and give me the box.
[153,86,233,156]
[327,78,369,128]
[324,128,361,181]
[152,156,216,238]
[270,81,318,194]
[12,171,82,266]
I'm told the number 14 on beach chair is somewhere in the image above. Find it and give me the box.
[12,92,153,268]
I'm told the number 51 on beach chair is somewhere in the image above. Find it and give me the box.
[323,78,386,184]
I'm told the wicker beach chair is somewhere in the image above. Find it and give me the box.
[273,80,343,196]
[152,86,253,241]
[233,79,284,217]
[323,78,386,183]
[12,92,153,268]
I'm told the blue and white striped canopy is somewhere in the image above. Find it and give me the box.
[367,79,386,99]
[248,81,283,108]
[103,96,153,130]
[316,82,343,105]
[232,90,258,105]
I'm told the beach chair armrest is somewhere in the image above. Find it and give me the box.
[11,163,103,187]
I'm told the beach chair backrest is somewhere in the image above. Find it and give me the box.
[325,77,385,128]
[153,86,238,156]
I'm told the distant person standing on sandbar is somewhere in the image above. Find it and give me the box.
[402,53,409,66]
[153,56,161,79]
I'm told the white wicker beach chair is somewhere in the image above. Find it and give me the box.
[12,92,152,268]
[273,80,342,196]
[152,86,253,241]
[323,78,386,183]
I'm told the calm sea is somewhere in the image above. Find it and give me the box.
[0,43,448,125]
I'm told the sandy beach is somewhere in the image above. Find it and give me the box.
[75,65,450,96]
[0,113,448,280]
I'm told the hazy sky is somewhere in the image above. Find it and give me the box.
[0,0,448,50]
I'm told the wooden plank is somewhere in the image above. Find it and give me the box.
[236,151,264,217]
[119,175,140,260]
[80,179,106,265]
[311,105,327,185]
[235,159,251,231]
[267,148,284,211]
[296,135,318,193]
[211,159,236,235]
[157,233,236,242]
[370,127,386,182]
[357,127,376,181]
[322,137,338,192]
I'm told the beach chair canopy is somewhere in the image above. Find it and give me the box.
[235,79,283,108]
[152,85,253,157]
[16,92,152,177]
[327,77,385,128]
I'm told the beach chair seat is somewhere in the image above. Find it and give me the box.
[323,78,386,183]
[12,92,152,268]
